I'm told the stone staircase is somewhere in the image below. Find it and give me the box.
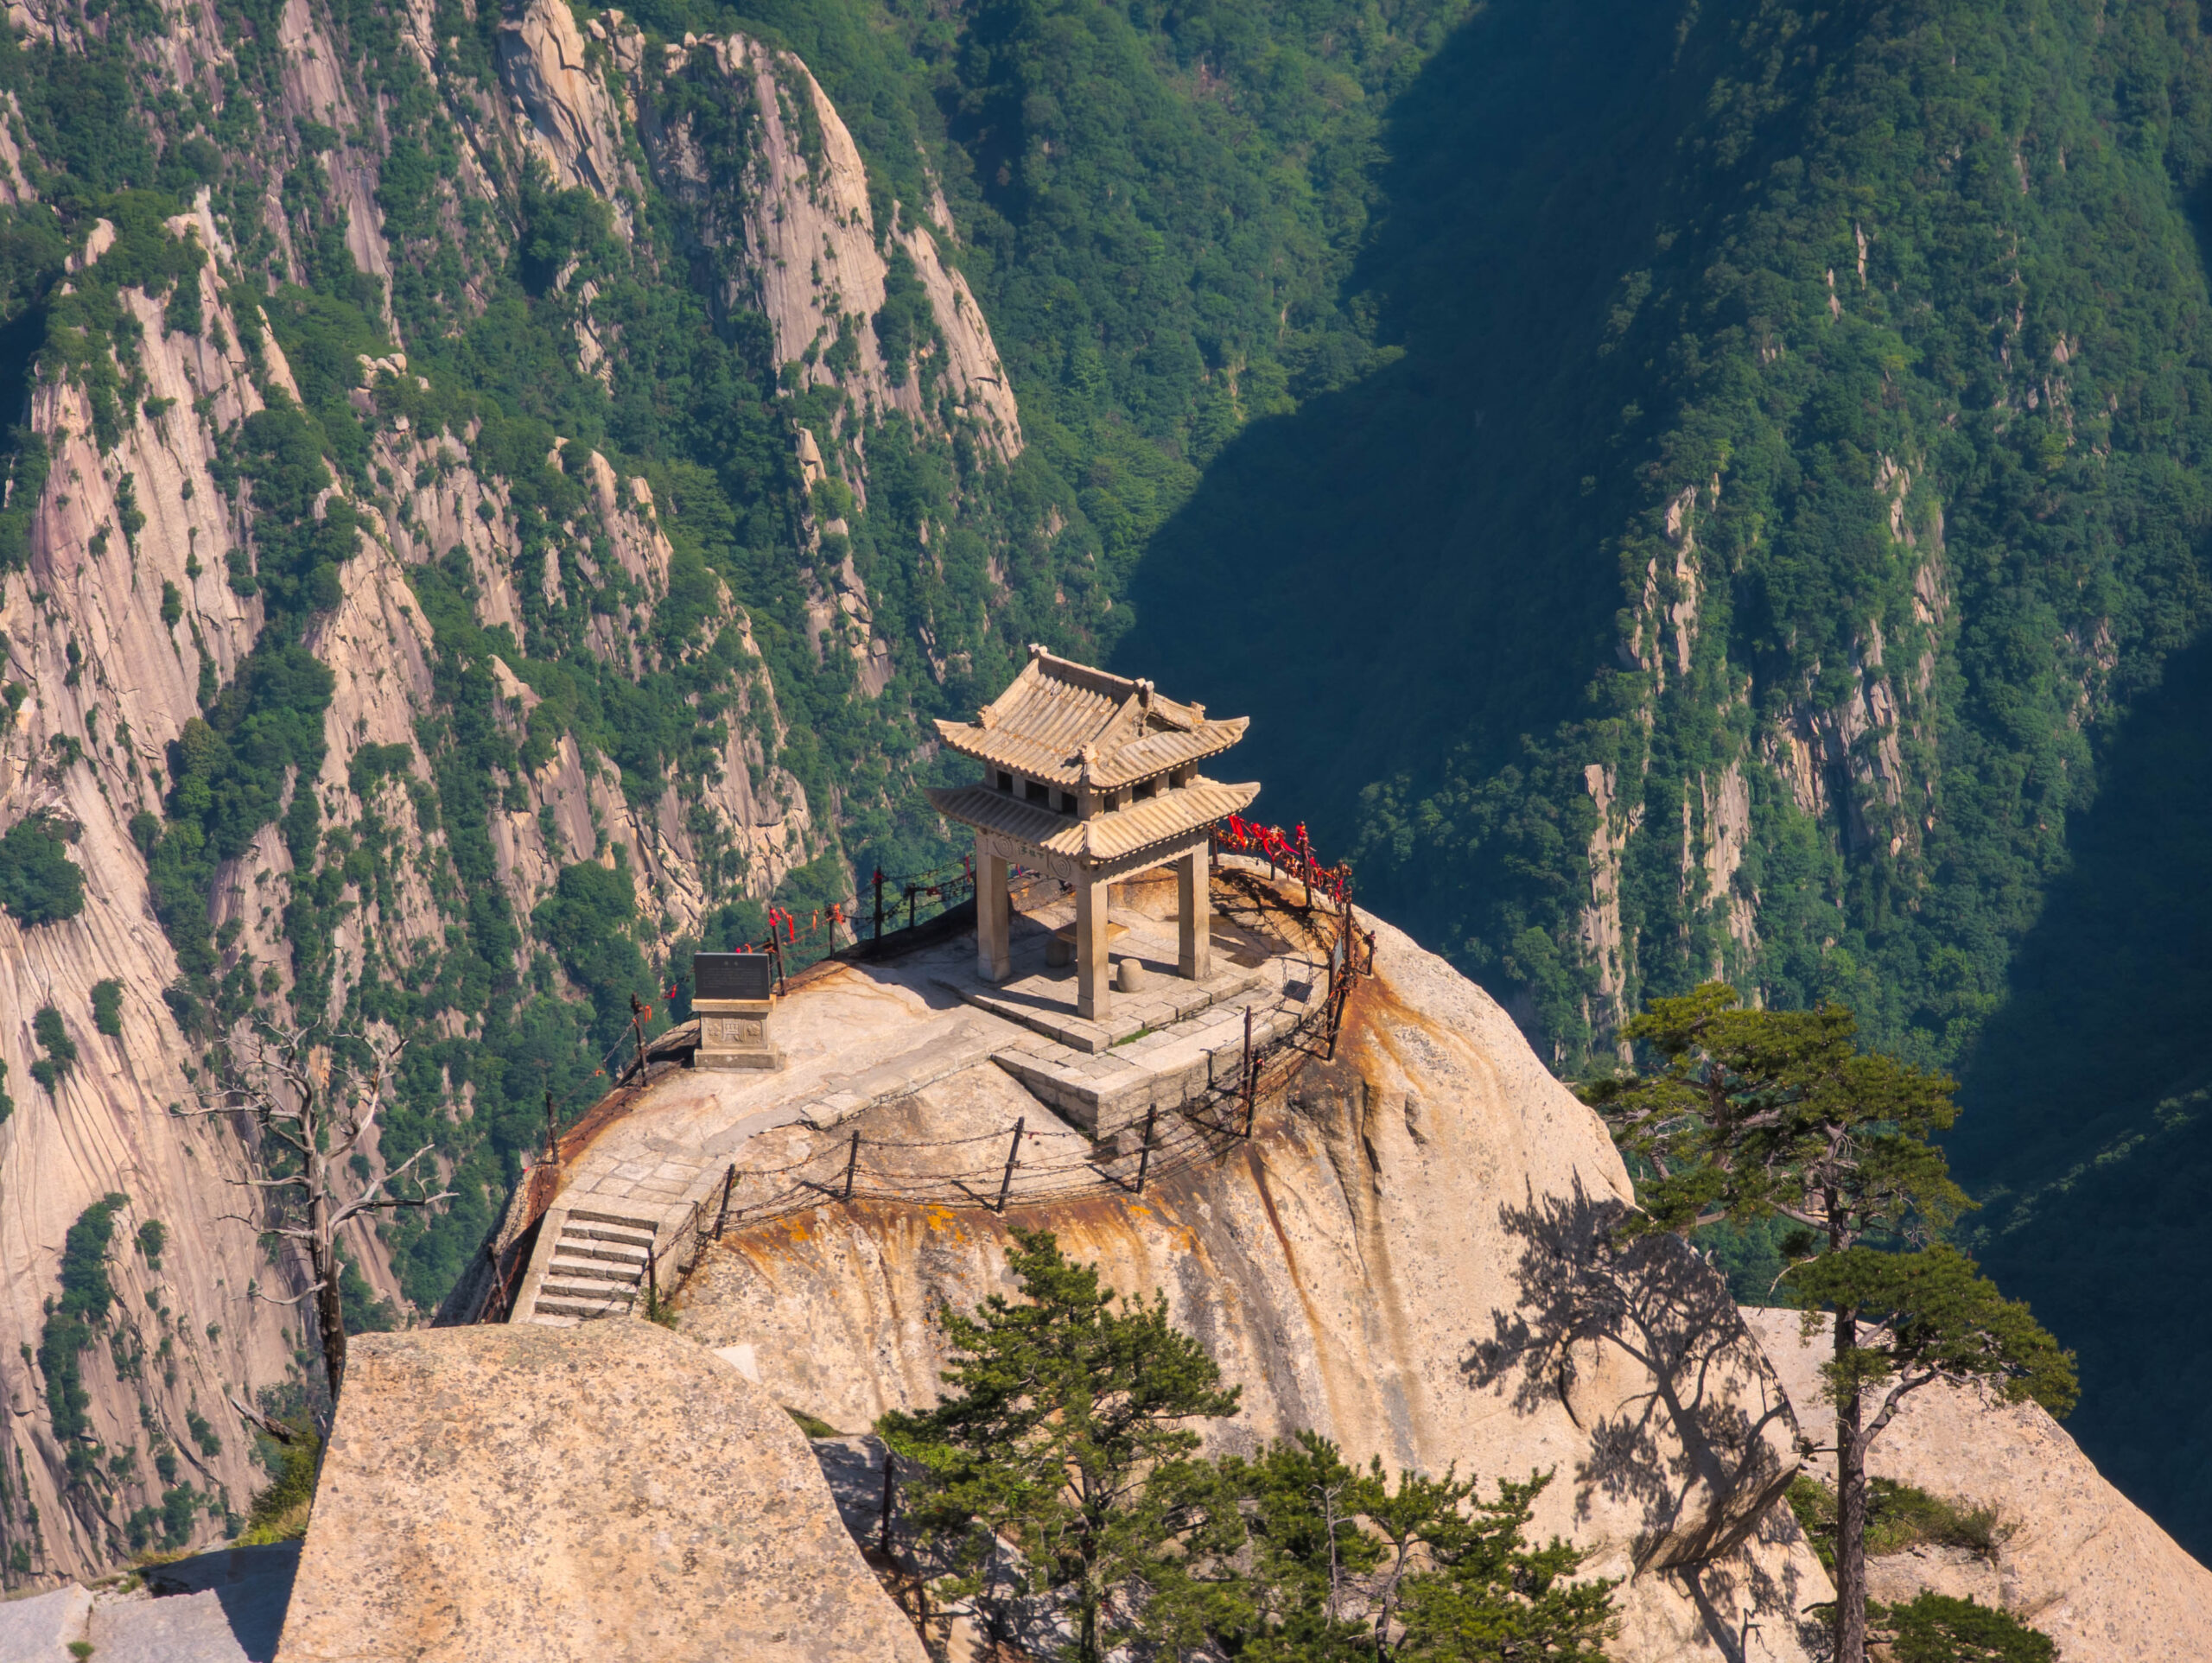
[523,1208,659,1325]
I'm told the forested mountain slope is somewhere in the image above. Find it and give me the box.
[0,0,2205,1583]
[1122,0,2212,1555]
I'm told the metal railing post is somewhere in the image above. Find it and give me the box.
[842,1131,861,1202]
[714,1163,737,1240]
[1243,1006,1257,1137]
[995,1117,1025,1213]
[1135,1103,1157,1195]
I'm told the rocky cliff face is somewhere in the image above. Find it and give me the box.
[673,916,1834,1661]
[0,0,1027,1587]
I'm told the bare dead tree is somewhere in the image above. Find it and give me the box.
[184,1022,452,1403]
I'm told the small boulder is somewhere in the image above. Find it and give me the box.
[0,1583,91,1660]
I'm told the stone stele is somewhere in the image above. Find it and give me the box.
[273,1322,925,1663]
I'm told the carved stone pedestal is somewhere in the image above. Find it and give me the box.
[694,1000,785,1071]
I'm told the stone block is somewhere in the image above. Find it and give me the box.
[91,1585,263,1662]
[274,1324,925,1663]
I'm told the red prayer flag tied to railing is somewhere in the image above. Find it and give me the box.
[1214,814,1349,904]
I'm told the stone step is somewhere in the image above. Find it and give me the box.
[547,1255,642,1285]
[937,964,1268,1056]
[535,1291,634,1318]
[542,1271,640,1298]
[990,996,1306,1133]
[563,1222,657,1250]
[525,1312,582,1328]
[568,1208,661,1233]
[556,1235,651,1265]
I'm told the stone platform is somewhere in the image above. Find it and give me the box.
[479,863,1335,1322]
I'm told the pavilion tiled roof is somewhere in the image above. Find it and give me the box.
[932,648,1249,790]
[924,777,1259,866]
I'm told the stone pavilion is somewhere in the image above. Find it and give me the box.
[925,646,1259,1021]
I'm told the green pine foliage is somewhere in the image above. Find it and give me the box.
[1587,986,2073,1657]
[29,1003,77,1093]
[1875,1592,2056,1663]
[238,1423,321,1546]
[879,1228,1243,1661]
[880,1232,1616,1661]
[90,980,124,1037]
[1788,1475,2001,1576]
[0,816,86,927]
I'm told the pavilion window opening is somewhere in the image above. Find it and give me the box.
[995,770,1014,794]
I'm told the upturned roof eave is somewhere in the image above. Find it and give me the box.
[932,714,1251,789]
[923,778,1261,866]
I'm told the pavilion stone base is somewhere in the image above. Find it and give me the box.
[933,943,1268,1056]
[693,1000,785,1072]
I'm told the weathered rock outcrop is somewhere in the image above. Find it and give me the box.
[499,0,641,215]
[674,915,1831,1660]
[273,1322,925,1663]
[697,34,1022,457]
[1745,1307,2212,1660]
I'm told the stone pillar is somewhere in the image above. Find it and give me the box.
[1076,869,1111,1022]
[976,837,1011,982]
[1177,842,1210,981]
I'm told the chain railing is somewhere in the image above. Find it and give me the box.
[666,857,1373,1247]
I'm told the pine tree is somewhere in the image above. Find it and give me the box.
[1584,986,2075,1663]
[876,1228,1243,1662]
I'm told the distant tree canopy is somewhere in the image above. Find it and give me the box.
[0,814,86,926]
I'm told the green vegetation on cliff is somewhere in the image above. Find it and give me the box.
[1109,1,2212,1553]
[1130,0,2212,1076]
[4,0,2206,1564]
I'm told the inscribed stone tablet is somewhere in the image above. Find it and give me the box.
[695,952,775,1000]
